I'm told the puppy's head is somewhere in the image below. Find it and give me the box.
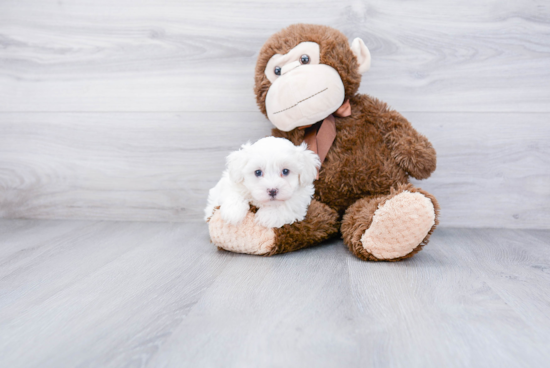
[227,137,320,204]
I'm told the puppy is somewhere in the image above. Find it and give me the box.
[204,137,320,228]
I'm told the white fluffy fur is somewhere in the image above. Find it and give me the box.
[204,137,320,228]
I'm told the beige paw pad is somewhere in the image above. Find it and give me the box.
[361,191,435,260]
[208,211,275,255]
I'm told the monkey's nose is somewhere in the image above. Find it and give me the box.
[281,61,301,75]
[268,188,279,198]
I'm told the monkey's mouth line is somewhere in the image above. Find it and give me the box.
[272,88,328,115]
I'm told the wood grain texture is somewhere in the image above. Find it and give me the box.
[0,0,549,112]
[0,219,549,367]
[0,112,272,222]
[0,1,549,227]
[1,112,548,228]
[0,219,232,368]
[410,112,550,229]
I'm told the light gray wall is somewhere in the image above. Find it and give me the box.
[1,0,549,228]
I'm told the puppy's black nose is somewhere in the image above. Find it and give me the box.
[268,188,279,198]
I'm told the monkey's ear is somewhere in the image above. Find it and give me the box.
[351,38,371,74]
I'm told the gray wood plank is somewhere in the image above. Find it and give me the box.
[1,112,548,228]
[344,228,550,368]
[0,112,272,222]
[0,219,90,261]
[0,219,232,368]
[2,220,549,367]
[443,228,550,334]
[0,0,548,113]
[149,238,358,368]
[410,112,550,229]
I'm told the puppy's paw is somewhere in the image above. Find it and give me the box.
[219,201,249,226]
[208,209,276,255]
[254,208,286,228]
[254,205,307,228]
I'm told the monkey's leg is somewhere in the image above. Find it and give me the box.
[341,183,440,261]
[208,199,339,256]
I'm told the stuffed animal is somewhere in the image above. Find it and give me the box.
[208,24,439,261]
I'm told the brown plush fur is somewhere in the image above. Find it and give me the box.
[271,94,437,216]
[254,24,362,115]
[251,24,439,261]
[341,183,440,261]
[268,200,339,256]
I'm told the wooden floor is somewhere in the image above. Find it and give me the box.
[1,219,549,367]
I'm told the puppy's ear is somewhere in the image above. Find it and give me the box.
[226,142,251,183]
[297,142,321,186]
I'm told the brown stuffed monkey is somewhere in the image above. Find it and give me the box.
[208,24,440,261]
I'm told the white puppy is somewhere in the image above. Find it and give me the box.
[204,137,320,228]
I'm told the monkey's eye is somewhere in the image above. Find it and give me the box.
[274,66,281,76]
[282,169,290,176]
[255,170,263,177]
[300,55,310,64]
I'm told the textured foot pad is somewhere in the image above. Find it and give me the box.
[208,210,275,255]
[361,191,435,260]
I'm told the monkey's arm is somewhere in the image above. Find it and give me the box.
[362,95,436,180]
[382,110,436,179]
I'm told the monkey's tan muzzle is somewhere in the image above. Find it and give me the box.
[265,64,345,132]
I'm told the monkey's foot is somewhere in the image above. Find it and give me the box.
[209,210,276,255]
[342,184,440,261]
[361,191,435,260]
[208,200,339,256]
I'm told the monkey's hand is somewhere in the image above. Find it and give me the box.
[382,111,437,180]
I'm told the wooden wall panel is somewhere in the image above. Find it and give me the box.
[0,0,549,113]
[0,0,548,227]
[410,113,550,228]
[0,112,271,222]
[1,112,548,228]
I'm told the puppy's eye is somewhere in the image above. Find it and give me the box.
[282,169,290,176]
[255,170,263,177]
[274,66,281,76]
[300,55,310,64]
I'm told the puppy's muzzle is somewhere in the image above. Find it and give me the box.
[268,188,279,198]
